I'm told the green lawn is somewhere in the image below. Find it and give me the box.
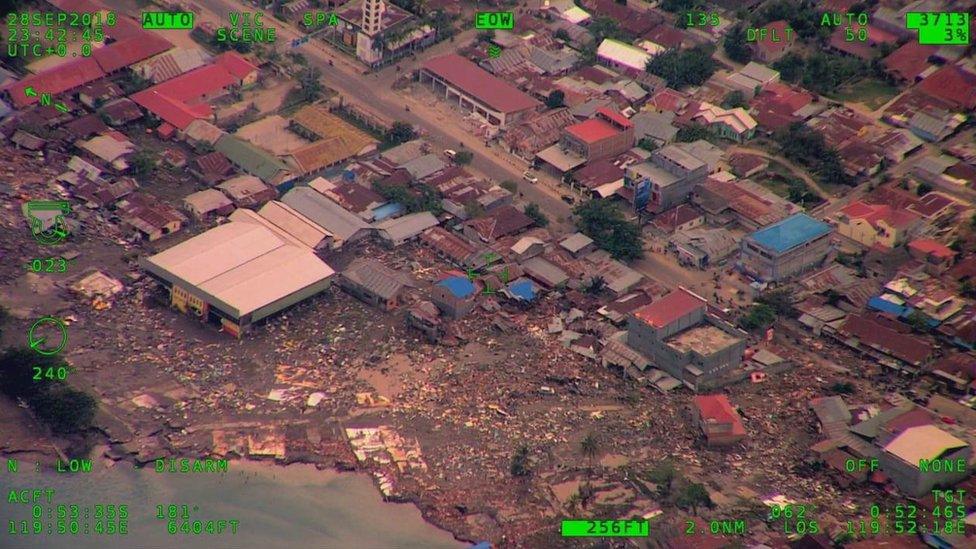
[829,78,901,110]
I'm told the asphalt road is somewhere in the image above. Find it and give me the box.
[188,0,576,232]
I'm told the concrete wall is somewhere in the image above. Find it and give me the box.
[879,446,972,497]
[431,285,474,319]
[740,231,832,282]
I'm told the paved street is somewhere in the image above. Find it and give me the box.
[188,0,576,232]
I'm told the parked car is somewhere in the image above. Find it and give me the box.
[522,171,538,183]
[443,149,458,160]
[561,195,576,205]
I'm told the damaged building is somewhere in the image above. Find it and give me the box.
[627,287,747,391]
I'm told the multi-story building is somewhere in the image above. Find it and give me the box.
[834,200,921,249]
[560,108,635,162]
[879,424,971,497]
[692,395,747,447]
[626,287,747,390]
[739,213,833,283]
[334,0,435,67]
[626,144,708,213]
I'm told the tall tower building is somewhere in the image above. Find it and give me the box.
[361,0,384,36]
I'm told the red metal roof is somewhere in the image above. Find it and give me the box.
[131,89,211,130]
[596,107,633,129]
[565,118,620,144]
[422,54,539,114]
[918,65,976,110]
[909,191,954,218]
[841,200,920,231]
[693,395,746,435]
[213,51,258,80]
[908,238,956,259]
[130,62,240,130]
[883,42,939,82]
[6,58,105,107]
[93,34,173,73]
[839,313,932,366]
[632,287,706,329]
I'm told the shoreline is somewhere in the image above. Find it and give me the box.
[4,439,475,547]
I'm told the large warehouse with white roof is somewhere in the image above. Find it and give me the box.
[141,219,335,336]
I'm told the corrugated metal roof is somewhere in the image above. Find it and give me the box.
[883,424,968,465]
[214,135,288,183]
[280,187,371,243]
[143,220,334,317]
[747,213,832,254]
[341,259,406,301]
[422,54,540,114]
[633,287,706,329]
[374,211,439,242]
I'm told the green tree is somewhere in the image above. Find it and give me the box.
[129,150,157,178]
[676,124,711,143]
[454,150,473,165]
[373,180,442,214]
[587,16,628,43]
[905,310,931,333]
[554,28,571,42]
[29,386,96,434]
[721,90,748,109]
[573,200,644,261]
[830,382,855,394]
[646,45,716,89]
[297,66,323,102]
[0,348,59,399]
[916,182,933,196]
[739,303,776,332]
[580,433,600,471]
[637,137,659,152]
[772,52,805,83]
[675,482,712,515]
[524,203,548,227]
[510,445,531,477]
[646,460,677,498]
[723,24,753,64]
[756,289,793,316]
[385,121,417,146]
[545,90,565,109]
[961,280,976,299]
[583,276,606,295]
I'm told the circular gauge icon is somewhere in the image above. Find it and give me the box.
[27,316,68,356]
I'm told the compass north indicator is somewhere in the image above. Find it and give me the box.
[27,316,69,356]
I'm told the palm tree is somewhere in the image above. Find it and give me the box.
[583,276,606,295]
[580,433,600,473]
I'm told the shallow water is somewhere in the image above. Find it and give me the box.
[0,460,463,549]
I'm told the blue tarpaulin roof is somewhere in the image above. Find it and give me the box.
[748,213,832,254]
[439,276,476,298]
[867,296,908,317]
[507,278,537,301]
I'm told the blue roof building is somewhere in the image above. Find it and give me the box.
[749,214,832,254]
[506,278,538,302]
[868,296,908,317]
[438,276,476,298]
[740,213,833,282]
[432,275,477,318]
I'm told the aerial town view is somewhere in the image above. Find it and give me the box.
[0,0,974,547]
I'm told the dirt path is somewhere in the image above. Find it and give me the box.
[727,144,832,199]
